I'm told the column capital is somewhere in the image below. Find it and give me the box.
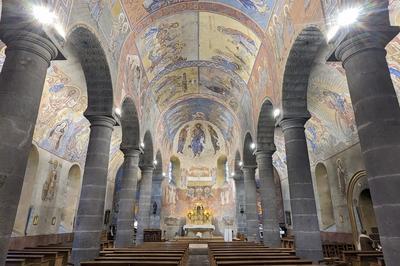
[255,144,276,156]
[335,27,400,64]
[0,30,58,64]
[241,165,257,171]
[120,147,141,157]
[279,117,309,132]
[140,165,154,172]
[86,115,116,130]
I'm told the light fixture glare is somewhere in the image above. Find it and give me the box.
[273,108,281,119]
[337,7,360,27]
[140,142,145,148]
[115,107,122,116]
[153,160,158,165]
[250,143,256,150]
[32,5,56,25]
[238,161,243,167]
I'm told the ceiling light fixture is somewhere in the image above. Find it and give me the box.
[238,161,243,167]
[140,142,145,148]
[153,160,158,165]
[250,143,256,150]
[32,5,57,25]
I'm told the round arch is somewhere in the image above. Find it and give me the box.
[281,26,326,119]
[243,133,256,166]
[140,131,154,166]
[67,25,114,116]
[120,97,140,149]
[257,99,275,150]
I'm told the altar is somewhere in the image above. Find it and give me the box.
[184,203,215,238]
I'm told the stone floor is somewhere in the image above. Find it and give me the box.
[188,244,210,266]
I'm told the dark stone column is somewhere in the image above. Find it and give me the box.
[233,175,247,235]
[279,117,323,262]
[72,116,116,265]
[335,29,400,266]
[0,29,57,263]
[242,165,259,242]
[150,175,163,229]
[115,148,141,247]
[136,166,154,244]
[256,147,281,247]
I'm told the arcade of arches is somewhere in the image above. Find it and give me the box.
[0,0,400,265]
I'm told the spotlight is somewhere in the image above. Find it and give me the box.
[32,5,56,25]
[231,172,235,177]
[238,161,243,167]
[114,107,122,116]
[250,143,256,150]
[162,172,166,177]
[337,7,360,27]
[153,160,158,165]
[326,25,339,42]
[273,108,281,119]
[140,142,145,148]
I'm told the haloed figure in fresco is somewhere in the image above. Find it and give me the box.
[208,124,220,155]
[177,125,189,154]
[189,123,205,157]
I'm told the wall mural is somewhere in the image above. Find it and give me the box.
[86,0,130,59]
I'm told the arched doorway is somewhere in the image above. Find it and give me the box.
[315,163,335,229]
[60,164,81,232]
[347,171,379,246]
[13,145,39,236]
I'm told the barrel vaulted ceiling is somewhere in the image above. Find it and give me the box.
[118,0,277,151]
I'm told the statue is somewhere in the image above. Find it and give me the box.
[186,203,212,225]
[152,201,158,215]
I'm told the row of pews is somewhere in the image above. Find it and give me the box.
[81,242,189,266]
[6,244,72,266]
[208,242,314,266]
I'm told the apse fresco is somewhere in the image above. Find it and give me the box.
[160,98,238,149]
[136,12,198,81]
[159,119,236,237]
[86,0,130,59]
[199,12,261,83]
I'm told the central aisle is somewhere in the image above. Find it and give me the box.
[188,244,210,266]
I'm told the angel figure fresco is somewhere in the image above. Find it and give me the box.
[208,125,220,154]
[189,123,205,157]
[177,125,189,154]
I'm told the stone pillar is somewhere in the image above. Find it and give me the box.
[279,117,323,262]
[72,116,116,265]
[256,147,281,247]
[136,166,154,244]
[335,29,400,266]
[233,174,247,235]
[115,148,141,247]
[150,175,163,229]
[242,165,259,242]
[0,29,58,263]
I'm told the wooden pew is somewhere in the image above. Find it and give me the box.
[24,247,70,265]
[88,242,189,266]
[8,251,63,266]
[208,242,311,266]
[5,258,27,266]
[7,254,51,266]
[342,251,384,266]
